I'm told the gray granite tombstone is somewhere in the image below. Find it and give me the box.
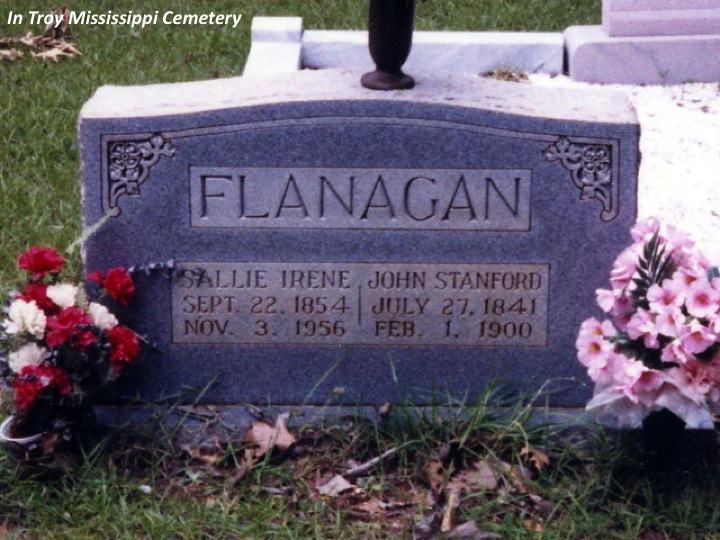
[80,70,638,408]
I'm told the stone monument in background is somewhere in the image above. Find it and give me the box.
[567,0,720,84]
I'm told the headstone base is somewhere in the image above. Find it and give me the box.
[242,17,564,76]
[566,25,720,85]
[94,405,593,442]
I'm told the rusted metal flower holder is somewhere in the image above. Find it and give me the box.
[361,0,416,90]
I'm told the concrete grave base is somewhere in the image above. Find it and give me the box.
[94,404,594,439]
[301,30,563,75]
[565,25,720,85]
[242,17,564,77]
[603,0,720,37]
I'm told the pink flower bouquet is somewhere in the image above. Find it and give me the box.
[577,218,720,428]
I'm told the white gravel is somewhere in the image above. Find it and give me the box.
[530,74,720,260]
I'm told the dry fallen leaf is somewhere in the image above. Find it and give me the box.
[440,488,461,532]
[0,49,23,62]
[352,499,413,514]
[448,460,501,493]
[32,42,82,62]
[0,10,81,63]
[520,444,550,472]
[529,494,554,518]
[424,460,446,495]
[180,439,226,466]
[352,499,385,515]
[226,463,250,487]
[376,401,393,418]
[316,474,354,497]
[523,519,544,533]
[446,521,502,539]
[19,32,36,49]
[243,413,296,463]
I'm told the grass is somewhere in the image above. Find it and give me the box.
[0,392,718,539]
[9,0,717,538]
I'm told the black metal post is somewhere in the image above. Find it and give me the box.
[361,0,416,90]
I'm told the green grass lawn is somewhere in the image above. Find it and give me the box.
[13,2,720,539]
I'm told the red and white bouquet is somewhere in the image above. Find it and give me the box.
[1,246,141,439]
[577,218,720,428]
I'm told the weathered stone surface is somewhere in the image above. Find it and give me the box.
[243,17,303,75]
[251,16,302,43]
[301,29,564,74]
[80,69,638,407]
[243,42,302,75]
[566,25,720,84]
[603,1,720,37]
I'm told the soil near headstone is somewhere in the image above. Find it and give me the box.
[530,74,720,260]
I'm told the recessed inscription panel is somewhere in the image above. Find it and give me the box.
[172,262,549,347]
[189,168,531,231]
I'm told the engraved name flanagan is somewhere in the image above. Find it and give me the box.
[189,167,531,231]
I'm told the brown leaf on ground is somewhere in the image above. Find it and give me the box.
[446,521,502,539]
[0,49,23,62]
[523,519,544,533]
[18,33,37,49]
[528,494,554,518]
[180,439,226,466]
[243,413,296,463]
[351,499,385,515]
[0,9,81,62]
[448,460,501,494]
[440,489,461,532]
[41,432,61,456]
[424,460,446,495]
[31,41,82,62]
[352,499,414,515]
[316,474,354,497]
[376,401,393,418]
[225,463,250,487]
[520,444,550,472]
[438,439,461,467]
[495,459,531,495]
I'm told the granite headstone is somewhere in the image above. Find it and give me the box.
[567,0,720,84]
[80,70,638,407]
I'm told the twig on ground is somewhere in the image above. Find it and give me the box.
[344,447,398,478]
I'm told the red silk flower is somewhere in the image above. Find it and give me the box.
[109,326,140,371]
[19,283,59,315]
[18,246,65,281]
[88,267,135,307]
[46,306,96,349]
[13,365,72,411]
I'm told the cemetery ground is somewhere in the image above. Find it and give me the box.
[2,0,720,538]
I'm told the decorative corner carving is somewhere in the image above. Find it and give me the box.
[543,137,618,222]
[104,134,176,217]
